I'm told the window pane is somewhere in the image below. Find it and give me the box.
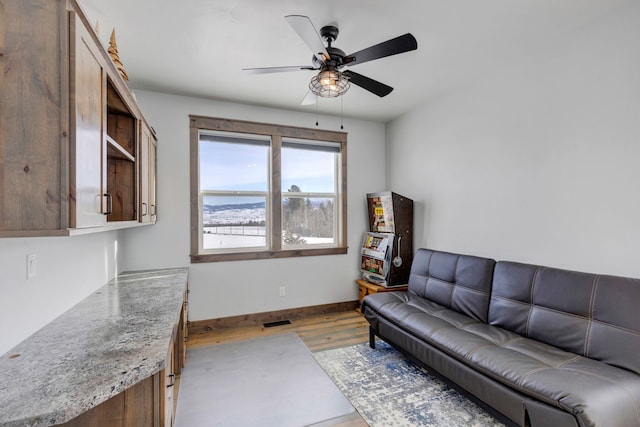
[282,196,335,246]
[281,145,336,193]
[191,116,347,262]
[200,137,269,191]
[202,196,267,249]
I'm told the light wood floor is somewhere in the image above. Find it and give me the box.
[186,309,371,426]
[188,309,371,352]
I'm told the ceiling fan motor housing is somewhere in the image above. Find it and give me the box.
[320,25,339,43]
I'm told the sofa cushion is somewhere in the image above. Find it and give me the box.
[466,333,640,427]
[363,292,640,426]
[489,261,640,375]
[408,248,495,322]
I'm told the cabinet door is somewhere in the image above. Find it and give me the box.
[0,0,66,232]
[162,344,176,427]
[69,12,106,228]
[149,138,157,222]
[182,289,188,369]
[140,123,157,223]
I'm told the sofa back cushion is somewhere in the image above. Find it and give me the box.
[489,261,640,375]
[408,248,496,323]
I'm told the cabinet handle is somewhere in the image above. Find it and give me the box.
[142,202,148,216]
[103,193,113,215]
[151,204,156,215]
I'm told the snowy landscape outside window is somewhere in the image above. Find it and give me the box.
[199,133,270,251]
[281,139,340,248]
[190,116,347,262]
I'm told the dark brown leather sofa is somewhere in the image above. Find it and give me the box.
[362,248,640,427]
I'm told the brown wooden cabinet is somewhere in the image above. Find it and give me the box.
[0,0,157,236]
[69,12,106,228]
[59,344,179,427]
[60,373,160,427]
[181,288,189,369]
[57,291,187,427]
[140,122,158,224]
[161,343,177,427]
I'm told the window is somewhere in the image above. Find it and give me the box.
[190,116,347,262]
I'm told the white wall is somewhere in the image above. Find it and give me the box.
[122,91,386,321]
[386,2,640,277]
[9,2,632,354]
[0,231,122,355]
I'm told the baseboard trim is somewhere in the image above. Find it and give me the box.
[188,301,359,335]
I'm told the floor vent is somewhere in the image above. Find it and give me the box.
[263,320,292,328]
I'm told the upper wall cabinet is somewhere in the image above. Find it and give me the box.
[139,122,158,224]
[69,11,106,229]
[0,0,157,236]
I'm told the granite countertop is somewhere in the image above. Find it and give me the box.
[0,268,189,427]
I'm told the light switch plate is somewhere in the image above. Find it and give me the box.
[27,254,37,280]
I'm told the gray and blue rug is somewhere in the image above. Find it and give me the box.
[313,340,505,427]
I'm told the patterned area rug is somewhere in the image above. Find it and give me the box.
[313,340,506,427]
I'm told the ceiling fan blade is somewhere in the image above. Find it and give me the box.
[284,15,330,62]
[243,65,316,74]
[343,70,393,97]
[344,33,417,66]
[301,90,317,105]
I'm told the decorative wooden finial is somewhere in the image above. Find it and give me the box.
[108,28,129,81]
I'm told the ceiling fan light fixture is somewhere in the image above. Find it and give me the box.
[309,68,350,98]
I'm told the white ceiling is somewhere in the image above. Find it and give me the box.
[78,0,627,122]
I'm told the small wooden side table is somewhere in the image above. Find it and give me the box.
[356,279,408,313]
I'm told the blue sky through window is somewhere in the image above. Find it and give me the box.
[200,140,268,192]
[200,139,336,204]
[282,147,335,193]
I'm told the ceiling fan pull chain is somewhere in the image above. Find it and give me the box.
[341,96,344,130]
[316,100,319,126]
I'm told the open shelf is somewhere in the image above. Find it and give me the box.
[106,82,131,115]
[107,135,135,161]
[105,79,137,222]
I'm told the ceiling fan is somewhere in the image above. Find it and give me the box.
[243,15,418,105]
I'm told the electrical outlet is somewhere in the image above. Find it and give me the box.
[27,254,37,280]
[279,286,286,297]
